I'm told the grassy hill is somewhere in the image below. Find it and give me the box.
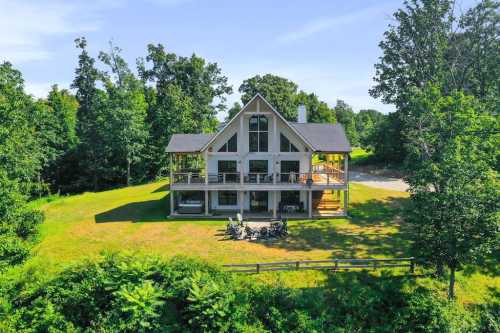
[25,180,498,304]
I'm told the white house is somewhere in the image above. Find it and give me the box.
[166,93,351,219]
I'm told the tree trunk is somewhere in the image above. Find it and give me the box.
[93,173,98,192]
[448,267,456,299]
[126,158,131,186]
[436,262,445,276]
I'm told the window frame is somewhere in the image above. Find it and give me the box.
[218,191,238,206]
[218,133,238,152]
[280,133,299,152]
[249,115,268,152]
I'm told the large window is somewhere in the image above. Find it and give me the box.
[249,115,268,152]
[249,160,268,173]
[280,160,300,182]
[218,133,237,152]
[218,191,237,205]
[218,160,237,173]
[281,191,300,205]
[218,160,238,182]
[280,133,299,152]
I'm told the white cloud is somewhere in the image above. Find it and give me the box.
[0,0,119,64]
[276,5,390,44]
[24,81,71,99]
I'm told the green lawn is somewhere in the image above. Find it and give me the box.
[350,147,374,165]
[26,180,498,305]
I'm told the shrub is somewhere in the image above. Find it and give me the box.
[0,254,487,332]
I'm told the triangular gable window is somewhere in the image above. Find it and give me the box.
[218,133,237,152]
[280,133,299,152]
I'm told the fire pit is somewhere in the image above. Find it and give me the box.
[226,218,288,240]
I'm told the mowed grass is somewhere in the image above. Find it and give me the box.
[27,180,498,304]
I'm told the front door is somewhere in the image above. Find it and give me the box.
[250,191,268,212]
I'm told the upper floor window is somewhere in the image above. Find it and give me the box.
[280,133,299,152]
[249,115,268,152]
[218,133,237,152]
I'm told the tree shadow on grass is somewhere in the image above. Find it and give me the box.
[258,197,413,258]
[152,183,170,193]
[462,251,500,278]
[95,193,170,223]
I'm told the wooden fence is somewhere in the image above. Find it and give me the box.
[223,257,415,274]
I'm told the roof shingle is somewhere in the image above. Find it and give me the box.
[165,133,215,153]
[290,123,351,152]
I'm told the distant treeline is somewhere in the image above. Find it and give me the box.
[0,42,389,197]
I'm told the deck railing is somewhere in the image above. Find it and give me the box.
[244,173,273,184]
[172,172,346,185]
[172,173,205,184]
[223,258,415,274]
[208,173,240,184]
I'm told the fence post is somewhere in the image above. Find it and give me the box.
[296,261,300,270]
[256,263,260,274]
[410,258,415,274]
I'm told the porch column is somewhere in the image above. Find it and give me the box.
[344,189,348,215]
[272,191,277,218]
[344,153,349,184]
[204,190,209,215]
[240,115,244,185]
[308,190,312,218]
[239,191,244,217]
[170,190,174,216]
[204,150,208,185]
[273,115,277,184]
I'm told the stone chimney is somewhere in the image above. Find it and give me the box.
[297,104,307,123]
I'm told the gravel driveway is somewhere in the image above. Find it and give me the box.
[349,171,409,192]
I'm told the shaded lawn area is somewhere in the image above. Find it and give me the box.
[33,181,409,265]
[28,180,498,304]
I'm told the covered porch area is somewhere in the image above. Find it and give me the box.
[169,189,347,219]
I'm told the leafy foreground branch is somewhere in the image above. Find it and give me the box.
[0,254,496,333]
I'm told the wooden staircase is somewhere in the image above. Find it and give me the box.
[312,190,341,211]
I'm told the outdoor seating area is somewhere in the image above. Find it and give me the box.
[226,214,288,240]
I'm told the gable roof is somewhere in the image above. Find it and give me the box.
[200,93,315,151]
[165,94,352,153]
[290,123,351,152]
[165,133,215,153]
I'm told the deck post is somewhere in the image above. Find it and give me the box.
[169,154,174,184]
[240,115,244,185]
[272,191,277,218]
[239,191,244,217]
[204,190,209,216]
[170,190,174,216]
[204,150,208,185]
[344,189,348,215]
[308,190,312,218]
[344,153,349,184]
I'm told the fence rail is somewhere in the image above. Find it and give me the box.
[223,257,415,274]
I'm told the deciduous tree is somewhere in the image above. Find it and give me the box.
[403,84,499,299]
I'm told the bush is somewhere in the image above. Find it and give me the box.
[0,254,487,332]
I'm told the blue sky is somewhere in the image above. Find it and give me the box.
[0,0,478,119]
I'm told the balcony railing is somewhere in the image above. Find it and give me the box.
[208,173,240,184]
[172,171,346,185]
